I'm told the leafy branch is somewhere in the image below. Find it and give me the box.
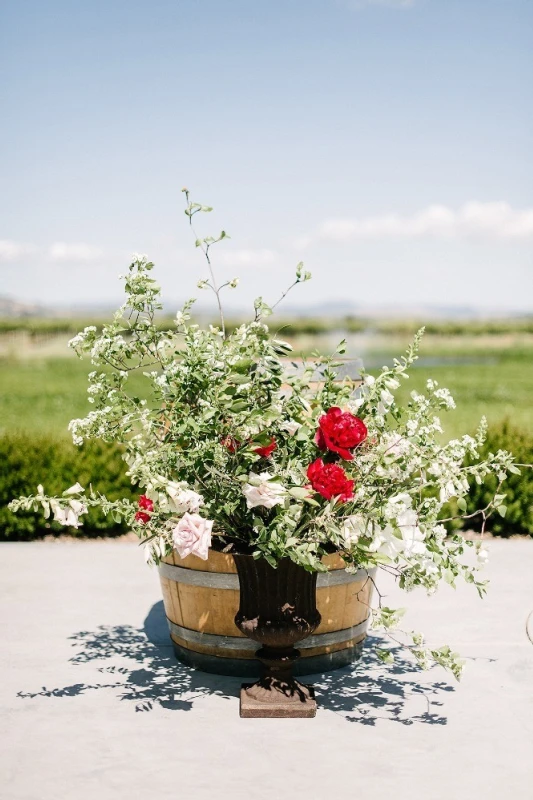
[182,188,230,337]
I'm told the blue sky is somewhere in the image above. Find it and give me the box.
[1,0,532,314]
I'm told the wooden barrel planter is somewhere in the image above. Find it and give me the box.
[158,551,375,677]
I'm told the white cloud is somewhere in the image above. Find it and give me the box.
[0,240,36,261]
[217,249,278,267]
[301,202,533,246]
[48,242,104,262]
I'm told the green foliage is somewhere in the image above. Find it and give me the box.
[0,434,135,540]
[461,422,533,537]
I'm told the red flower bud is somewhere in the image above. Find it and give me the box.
[138,495,154,512]
[221,436,239,453]
[254,437,277,458]
[135,511,151,524]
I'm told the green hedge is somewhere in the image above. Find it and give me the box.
[0,434,136,540]
[459,422,533,537]
[1,422,531,540]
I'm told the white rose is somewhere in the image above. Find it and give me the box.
[172,513,213,560]
[281,420,301,436]
[242,472,286,509]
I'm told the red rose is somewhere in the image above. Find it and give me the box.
[315,407,367,461]
[254,437,277,458]
[135,511,151,524]
[306,458,355,502]
[138,495,154,512]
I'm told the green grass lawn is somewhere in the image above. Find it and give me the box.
[0,356,148,437]
[393,360,531,438]
[361,335,532,437]
[0,333,531,440]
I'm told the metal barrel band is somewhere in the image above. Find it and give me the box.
[158,562,373,589]
[167,616,370,652]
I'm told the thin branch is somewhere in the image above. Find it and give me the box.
[182,189,226,337]
[270,279,300,313]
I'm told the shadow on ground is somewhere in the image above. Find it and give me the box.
[16,601,454,723]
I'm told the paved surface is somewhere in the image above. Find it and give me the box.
[1,540,532,800]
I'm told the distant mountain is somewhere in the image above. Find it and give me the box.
[1,295,531,321]
[255,302,533,321]
[0,296,47,317]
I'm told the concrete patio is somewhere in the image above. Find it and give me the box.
[1,539,532,800]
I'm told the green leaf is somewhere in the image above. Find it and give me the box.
[289,487,310,500]
[228,373,250,385]
[457,497,467,512]
[230,400,248,412]
[232,359,253,373]
[497,505,507,518]
[376,648,395,665]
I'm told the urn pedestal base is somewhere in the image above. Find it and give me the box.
[239,646,317,718]
[240,683,316,718]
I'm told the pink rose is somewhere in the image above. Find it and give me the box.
[172,512,213,561]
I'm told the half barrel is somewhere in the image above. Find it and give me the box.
[158,550,374,676]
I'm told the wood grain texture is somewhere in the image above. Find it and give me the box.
[159,549,373,660]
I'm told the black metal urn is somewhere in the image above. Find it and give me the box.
[233,554,321,718]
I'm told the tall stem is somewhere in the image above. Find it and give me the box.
[202,243,226,337]
[183,189,226,338]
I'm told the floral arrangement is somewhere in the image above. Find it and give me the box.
[9,191,519,678]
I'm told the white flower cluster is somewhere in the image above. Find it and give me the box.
[68,408,114,445]
[36,483,87,528]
